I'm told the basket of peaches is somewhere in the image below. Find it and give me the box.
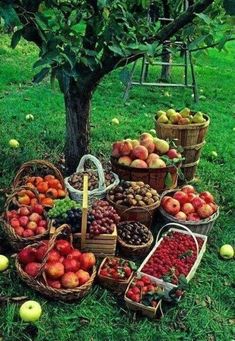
[0,186,50,251]
[12,159,67,208]
[15,224,96,301]
[159,185,219,235]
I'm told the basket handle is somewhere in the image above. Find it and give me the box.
[36,224,73,278]
[121,207,152,228]
[156,223,199,257]
[13,159,65,188]
[76,154,106,192]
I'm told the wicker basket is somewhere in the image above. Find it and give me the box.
[0,186,50,251]
[106,196,160,227]
[117,221,154,259]
[65,154,119,205]
[155,113,210,181]
[97,257,134,294]
[13,159,66,189]
[15,224,96,301]
[111,156,180,193]
[159,189,219,235]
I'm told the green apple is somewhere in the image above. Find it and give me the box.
[211,151,218,158]
[19,300,42,322]
[9,139,20,148]
[0,255,9,271]
[111,118,119,125]
[26,114,34,121]
[219,244,234,259]
[149,129,156,135]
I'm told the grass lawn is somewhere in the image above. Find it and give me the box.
[0,34,235,341]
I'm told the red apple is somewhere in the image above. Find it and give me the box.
[29,213,41,223]
[47,250,61,262]
[61,272,79,288]
[24,262,41,277]
[36,244,48,262]
[161,195,172,207]
[10,218,20,229]
[27,221,37,231]
[167,149,179,159]
[18,247,37,264]
[15,226,24,236]
[191,196,205,210]
[76,269,90,285]
[19,216,29,227]
[80,252,96,271]
[162,197,180,216]
[35,226,47,235]
[209,202,218,213]
[47,278,61,289]
[18,207,31,216]
[22,229,35,238]
[38,220,47,228]
[175,211,187,221]
[45,261,65,279]
[55,240,72,256]
[199,191,214,204]
[197,204,213,219]
[187,193,197,202]
[187,213,201,221]
[181,185,195,194]
[63,258,80,272]
[67,249,82,261]
[32,204,44,215]
[181,203,195,215]
[173,191,188,205]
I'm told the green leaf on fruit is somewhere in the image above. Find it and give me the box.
[165,172,173,188]
[128,261,137,270]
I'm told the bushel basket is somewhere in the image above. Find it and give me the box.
[15,224,96,301]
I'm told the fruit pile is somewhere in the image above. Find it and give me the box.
[156,108,207,125]
[141,231,204,284]
[18,174,66,207]
[5,205,48,237]
[99,257,136,280]
[118,222,151,245]
[108,181,159,207]
[125,274,163,305]
[161,185,218,221]
[68,170,114,191]
[112,132,182,169]
[18,241,96,289]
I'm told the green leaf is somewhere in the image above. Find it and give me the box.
[11,29,22,49]
[164,172,173,188]
[195,13,211,25]
[33,67,50,83]
[0,4,20,27]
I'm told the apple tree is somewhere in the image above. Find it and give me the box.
[0,0,233,172]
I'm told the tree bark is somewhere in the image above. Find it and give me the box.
[160,44,172,82]
[64,81,92,174]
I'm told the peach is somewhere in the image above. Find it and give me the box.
[112,141,122,158]
[131,145,148,160]
[119,140,133,156]
[139,133,153,143]
[146,153,160,166]
[148,158,166,169]
[140,138,155,154]
[130,159,148,168]
[118,156,132,166]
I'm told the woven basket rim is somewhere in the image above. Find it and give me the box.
[117,222,154,250]
[155,113,210,128]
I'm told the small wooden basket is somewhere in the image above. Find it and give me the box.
[97,257,134,294]
[0,186,50,251]
[15,224,96,301]
[159,189,219,235]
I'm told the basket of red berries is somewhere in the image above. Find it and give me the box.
[0,186,50,251]
[124,273,164,319]
[98,256,136,293]
[15,224,96,301]
[159,185,219,235]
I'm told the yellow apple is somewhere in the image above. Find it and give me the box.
[0,255,9,271]
[9,139,20,148]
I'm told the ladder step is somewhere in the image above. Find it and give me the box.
[145,62,185,67]
[158,17,174,22]
[131,82,194,88]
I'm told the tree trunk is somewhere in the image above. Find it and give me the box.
[160,44,172,82]
[64,81,92,174]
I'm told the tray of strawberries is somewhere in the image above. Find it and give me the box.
[98,256,137,293]
[124,273,164,318]
[138,223,207,298]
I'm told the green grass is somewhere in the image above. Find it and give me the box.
[0,34,235,341]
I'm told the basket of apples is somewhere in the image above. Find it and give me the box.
[0,186,50,250]
[124,273,164,319]
[98,256,136,293]
[159,185,219,235]
[111,132,183,193]
[13,159,67,208]
[15,224,96,301]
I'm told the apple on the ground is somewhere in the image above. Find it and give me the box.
[19,300,42,322]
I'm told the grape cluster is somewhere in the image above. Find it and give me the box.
[89,200,120,236]
[48,198,80,220]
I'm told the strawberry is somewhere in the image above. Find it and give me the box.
[124,266,132,278]
[132,286,140,294]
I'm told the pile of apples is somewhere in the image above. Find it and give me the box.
[156,108,207,125]
[18,241,96,289]
[112,132,182,169]
[5,204,48,237]
[18,174,66,208]
[161,185,218,221]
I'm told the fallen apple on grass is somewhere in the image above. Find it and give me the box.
[219,244,234,260]
[0,255,9,271]
[19,300,42,322]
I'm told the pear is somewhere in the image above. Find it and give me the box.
[157,114,168,124]
[170,113,182,124]
[180,107,190,118]
[155,139,169,154]
[156,110,166,118]
[166,109,176,119]
[192,112,206,123]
